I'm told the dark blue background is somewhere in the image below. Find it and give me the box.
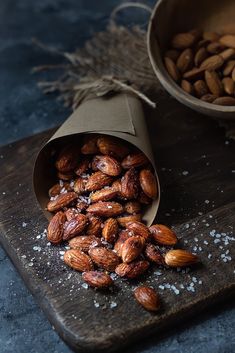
[0,1,234,352]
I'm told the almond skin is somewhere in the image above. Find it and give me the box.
[149,224,178,246]
[90,188,118,203]
[134,286,160,312]
[55,144,79,173]
[102,218,119,243]
[223,60,235,76]
[201,94,218,103]
[47,211,66,244]
[64,249,94,272]
[89,247,120,271]
[81,135,99,154]
[183,67,205,81]
[82,271,113,288]
[124,201,141,214]
[164,56,181,82]
[63,214,88,241]
[86,215,102,236]
[200,55,224,71]
[121,168,139,199]
[181,80,194,95]
[47,192,78,212]
[74,177,87,194]
[115,260,149,278]
[121,236,145,263]
[220,48,235,61]
[87,201,124,217]
[165,249,198,267]
[205,70,223,96]
[194,47,208,67]
[117,214,142,228]
[171,32,196,49]
[213,96,235,106]
[121,153,149,169]
[65,208,78,221]
[92,155,121,176]
[222,77,235,95]
[139,169,158,199]
[85,171,113,191]
[75,158,90,176]
[114,230,132,257]
[193,80,208,98]
[69,235,102,252]
[219,34,235,49]
[97,136,129,159]
[145,243,164,265]
[126,221,150,241]
[139,191,152,205]
[176,48,193,73]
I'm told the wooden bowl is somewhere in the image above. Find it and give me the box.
[147,0,235,119]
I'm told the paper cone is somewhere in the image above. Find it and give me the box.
[33,93,160,226]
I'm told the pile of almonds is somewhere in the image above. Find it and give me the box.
[164,30,235,105]
[46,134,198,312]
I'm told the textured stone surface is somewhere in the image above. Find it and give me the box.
[0,1,234,353]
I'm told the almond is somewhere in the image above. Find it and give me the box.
[121,236,145,263]
[65,208,78,221]
[97,136,129,159]
[102,218,119,243]
[149,224,178,246]
[165,249,198,267]
[200,55,224,70]
[223,60,235,76]
[139,191,152,205]
[75,158,90,176]
[134,286,160,312]
[181,80,194,95]
[57,171,74,181]
[200,94,218,103]
[121,152,149,169]
[69,235,102,252]
[145,243,164,265]
[48,182,72,197]
[207,42,225,54]
[124,201,141,214]
[87,201,123,217]
[86,215,102,236]
[222,77,235,95]
[219,34,235,48]
[85,171,113,191]
[55,144,79,173]
[165,49,180,61]
[164,57,181,82]
[90,188,118,203]
[115,260,149,278]
[205,70,223,96]
[47,192,78,212]
[213,96,235,106]
[194,47,208,67]
[193,80,208,98]
[220,48,235,61]
[171,32,196,49]
[139,169,158,199]
[183,67,205,81]
[232,67,235,81]
[117,214,142,227]
[91,155,121,176]
[121,168,139,199]
[47,211,66,244]
[126,221,150,241]
[111,179,122,193]
[63,214,88,240]
[74,177,87,194]
[81,135,99,154]
[176,48,193,73]
[203,31,220,42]
[64,249,94,272]
[82,271,113,288]
[89,247,120,271]
[114,230,132,257]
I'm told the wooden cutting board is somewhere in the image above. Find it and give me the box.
[0,97,234,352]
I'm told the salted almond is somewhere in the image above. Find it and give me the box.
[164,49,180,61]
[200,55,224,71]
[121,236,145,263]
[165,249,198,267]
[47,192,78,212]
[145,243,164,265]
[220,48,235,61]
[149,224,178,246]
[183,67,205,81]
[176,48,193,73]
[195,39,210,50]
[92,155,121,176]
[203,31,220,42]
[74,177,87,194]
[124,201,141,214]
[90,188,118,203]
[85,171,113,191]
[193,80,208,98]
[97,136,129,159]
[171,32,196,49]
[69,235,102,252]
[206,42,225,54]
[82,271,113,288]
[63,214,88,240]
[121,152,149,169]
[86,215,102,236]
[222,77,235,95]
[139,169,157,199]
[201,94,218,103]
[75,158,90,176]
[219,34,235,48]
[205,70,223,96]
[194,47,208,67]
[55,144,79,173]
[117,214,142,228]
[102,218,119,243]
[213,96,235,106]
[181,80,194,95]
[64,249,94,272]
[87,201,124,217]
[121,168,139,199]
[223,60,235,76]
[134,286,160,312]
[115,260,149,278]
[47,211,66,244]
[111,179,122,193]
[114,230,132,257]
[164,57,181,82]
[126,221,150,241]
[89,247,120,271]
[81,135,99,154]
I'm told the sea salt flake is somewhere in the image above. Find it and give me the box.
[204,200,210,204]
[182,171,189,176]
[82,283,88,289]
[110,301,117,309]
[22,222,27,228]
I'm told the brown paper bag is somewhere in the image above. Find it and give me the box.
[33,93,160,225]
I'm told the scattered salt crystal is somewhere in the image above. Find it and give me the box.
[107,205,112,209]
[33,246,41,252]
[214,239,220,244]
[94,301,100,308]
[192,277,197,283]
[21,255,26,259]
[185,224,190,229]
[47,242,51,246]
[22,222,27,228]
[59,251,65,255]
[182,171,189,176]
[82,283,88,289]
[159,285,164,290]
[198,280,202,285]
[204,240,208,245]
[204,200,210,204]
[194,237,198,242]
[28,262,34,267]
[110,301,117,309]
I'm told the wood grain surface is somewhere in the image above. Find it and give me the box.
[0,97,234,352]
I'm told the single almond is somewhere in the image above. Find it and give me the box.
[205,70,223,96]
[86,215,102,236]
[200,94,218,103]
[121,167,139,199]
[89,247,120,271]
[145,243,164,265]
[171,32,196,49]
[139,191,152,205]
[97,136,129,159]
[121,152,149,169]
[194,47,208,67]
[200,55,224,71]
[207,42,225,54]
[114,230,132,257]
[90,188,118,203]
[139,169,158,199]
[149,224,178,246]
[69,235,102,252]
[165,249,198,267]
[126,221,150,241]
[134,286,160,312]
[165,49,180,61]
[164,56,181,82]
[82,271,113,288]
[203,31,220,42]
[63,214,88,240]
[223,60,235,76]
[102,218,119,243]
[92,155,121,176]
[47,211,66,244]
[183,67,205,81]
[64,249,94,272]
[115,260,149,278]
[81,135,99,154]
[117,214,142,228]
[181,80,194,95]
[222,77,235,95]
[47,192,78,212]
[219,34,235,49]
[75,158,90,176]
[220,48,235,61]
[213,96,235,106]
[124,201,141,214]
[87,201,124,217]
[55,144,79,173]
[176,48,193,73]
[74,177,87,194]
[193,80,208,98]
[121,236,145,263]
[85,171,113,191]
[232,67,235,81]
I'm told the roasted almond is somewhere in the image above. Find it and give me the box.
[171,32,196,49]
[47,211,66,244]
[115,260,149,278]
[74,177,87,194]
[102,218,119,243]
[69,235,102,252]
[81,135,99,154]
[176,48,193,73]
[220,48,235,61]
[82,271,113,288]
[205,70,223,96]
[121,168,139,199]
[114,230,132,257]
[193,80,208,98]
[63,214,88,240]
[117,214,142,228]
[124,201,141,214]
[85,171,113,191]
[87,201,124,217]
[121,236,145,263]
[134,286,160,312]
[165,249,198,267]
[201,94,218,103]
[194,47,208,67]
[90,188,118,203]
[121,152,149,169]
[165,49,180,61]
[64,249,94,272]
[111,179,122,193]
[203,31,220,42]
[47,192,78,212]
[232,67,235,81]
[200,55,224,71]
[75,158,90,176]
[223,60,235,76]
[48,182,72,197]
[89,247,120,271]
[164,56,181,82]
[145,243,164,265]
[222,77,235,95]
[126,221,150,241]
[219,34,235,49]
[207,42,225,54]
[91,155,121,176]
[183,67,205,81]
[65,208,78,221]
[181,80,194,95]
[55,144,79,173]
[86,215,102,236]
[97,136,129,159]
[139,169,158,199]
[149,224,178,246]
[213,96,235,106]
